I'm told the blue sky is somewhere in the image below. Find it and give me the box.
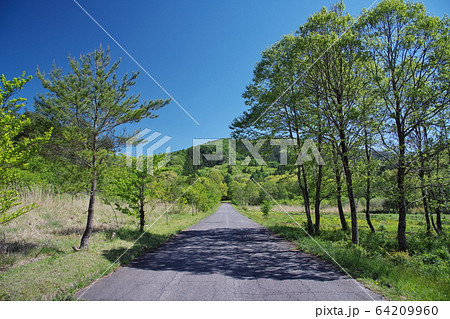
[1,0,448,151]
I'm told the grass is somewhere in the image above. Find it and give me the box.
[0,188,217,300]
[237,206,449,301]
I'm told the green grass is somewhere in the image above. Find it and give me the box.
[237,207,449,301]
[0,190,218,300]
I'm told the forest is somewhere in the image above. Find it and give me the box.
[0,0,448,300]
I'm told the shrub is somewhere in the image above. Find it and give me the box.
[386,251,411,265]
[260,200,273,217]
[433,248,449,261]
[231,198,240,206]
[418,253,442,265]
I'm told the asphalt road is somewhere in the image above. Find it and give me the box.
[76,203,382,301]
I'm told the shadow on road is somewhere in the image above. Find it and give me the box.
[123,227,343,282]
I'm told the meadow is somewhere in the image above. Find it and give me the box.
[0,187,216,300]
[238,206,449,301]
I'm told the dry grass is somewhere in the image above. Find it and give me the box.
[1,188,120,270]
[247,197,392,214]
[0,188,185,253]
[246,204,353,214]
[0,186,216,300]
[0,186,198,274]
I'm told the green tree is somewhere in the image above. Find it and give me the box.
[230,35,317,234]
[260,200,273,217]
[106,155,164,232]
[185,170,223,213]
[35,47,170,249]
[362,0,450,250]
[228,180,246,205]
[0,72,32,112]
[299,2,367,244]
[356,93,380,233]
[157,170,181,223]
[330,142,348,231]
[243,180,260,205]
[0,73,51,224]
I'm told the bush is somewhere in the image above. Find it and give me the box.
[386,251,411,265]
[433,248,449,261]
[260,200,273,217]
[382,197,397,212]
[418,253,442,265]
[231,198,240,206]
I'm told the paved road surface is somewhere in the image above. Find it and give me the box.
[76,203,382,301]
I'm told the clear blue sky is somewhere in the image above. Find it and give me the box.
[1,0,448,151]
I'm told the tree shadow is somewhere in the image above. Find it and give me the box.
[0,240,38,254]
[102,228,169,265]
[119,227,345,281]
[268,224,309,241]
[52,225,113,236]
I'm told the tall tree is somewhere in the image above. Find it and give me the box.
[230,35,317,234]
[357,92,379,233]
[299,2,366,244]
[362,0,450,250]
[413,124,432,234]
[331,140,348,231]
[35,47,170,249]
[425,116,449,235]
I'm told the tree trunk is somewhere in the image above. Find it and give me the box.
[80,170,97,249]
[397,128,408,251]
[364,134,375,233]
[424,200,431,235]
[418,161,431,235]
[366,186,375,233]
[285,111,314,236]
[314,164,322,234]
[435,183,443,235]
[314,134,323,234]
[417,127,431,234]
[428,179,442,235]
[79,115,99,250]
[431,213,438,234]
[336,183,347,231]
[339,130,358,244]
[297,164,314,235]
[436,155,443,234]
[436,205,442,234]
[333,148,347,231]
[139,189,145,232]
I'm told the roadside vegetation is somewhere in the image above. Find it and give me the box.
[0,190,217,300]
[237,206,449,301]
[225,0,448,302]
[0,49,225,300]
[0,186,219,300]
[231,0,449,251]
[0,0,448,301]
